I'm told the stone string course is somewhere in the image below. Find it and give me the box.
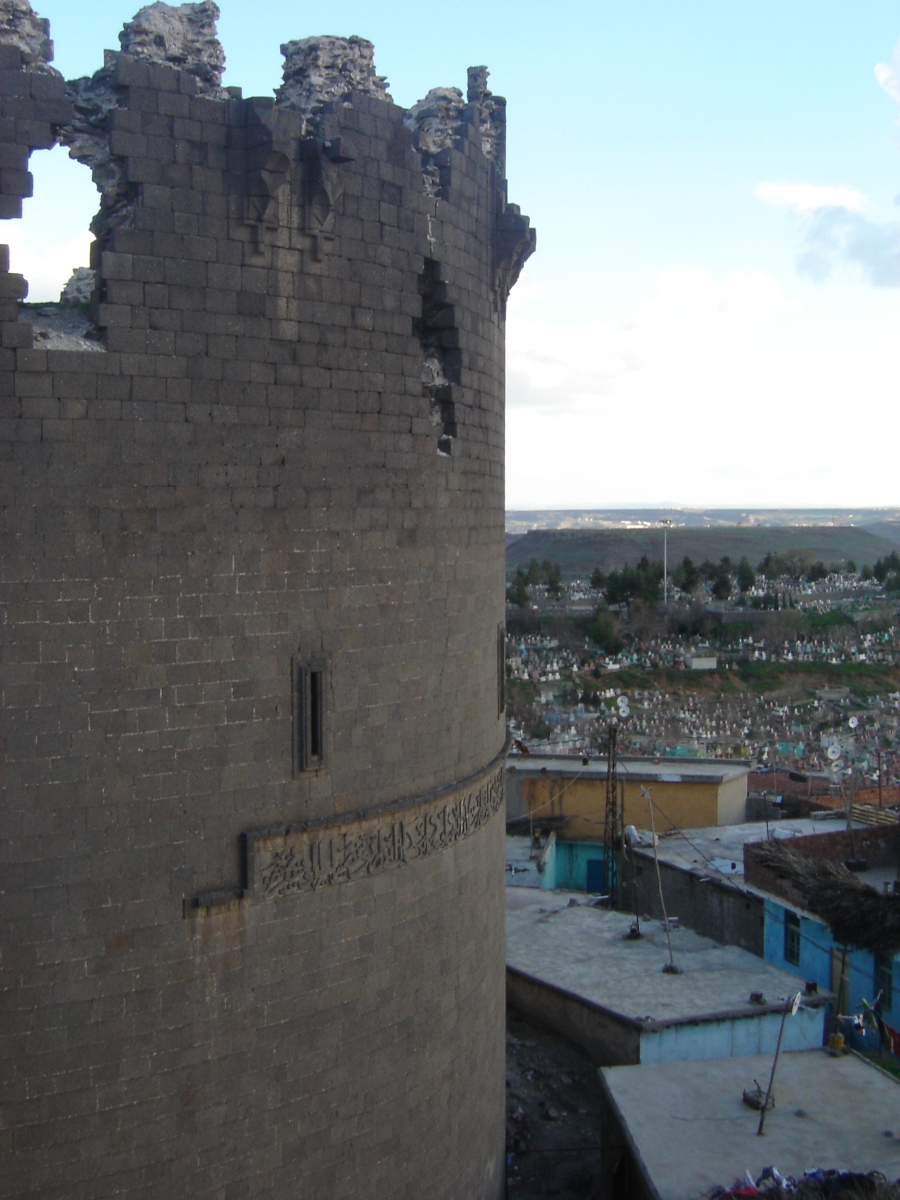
[0,3,533,1197]
[250,756,505,899]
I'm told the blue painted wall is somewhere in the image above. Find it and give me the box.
[540,840,607,893]
[640,1005,824,1065]
[763,898,899,1020]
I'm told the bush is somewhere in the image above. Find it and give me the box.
[672,556,700,593]
[874,552,900,583]
[506,568,530,607]
[806,561,828,583]
[586,607,623,654]
[604,556,663,606]
[736,557,756,593]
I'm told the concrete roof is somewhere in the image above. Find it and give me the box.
[600,1049,900,1200]
[641,816,861,880]
[506,889,830,1030]
[507,754,751,785]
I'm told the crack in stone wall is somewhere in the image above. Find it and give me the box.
[416,257,459,457]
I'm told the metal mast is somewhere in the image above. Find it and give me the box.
[604,723,619,907]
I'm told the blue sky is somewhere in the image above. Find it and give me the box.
[11,1,900,508]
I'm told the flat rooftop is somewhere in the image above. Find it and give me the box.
[507,753,751,786]
[642,815,861,881]
[506,889,829,1029]
[601,1049,900,1200]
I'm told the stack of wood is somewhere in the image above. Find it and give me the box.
[752,840,900,955]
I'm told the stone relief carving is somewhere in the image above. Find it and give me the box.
[249,763,504,900]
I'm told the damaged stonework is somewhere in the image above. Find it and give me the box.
[403,87,467,199]
[119,0,225,95]
[276,35,389,133]
[467,66,505,172]
[61,2,226,249]
[59,266,94,306]
[416,258,459,456]
[62,62,130,244]
[494,203,535,314]
[404,67,506,199]
[0,2,72,221]
[0,0,53,69]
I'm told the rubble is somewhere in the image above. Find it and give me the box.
[276,35,389,131]
[22,303,104,351]
[59,266,94,306]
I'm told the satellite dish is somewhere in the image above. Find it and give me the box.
[617,695,629,709]
[827,745,841,761]
[848,717,859,729]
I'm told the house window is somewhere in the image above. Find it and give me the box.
[784,910,801,967]
[876,953,894,1012]
[292,657,325,775]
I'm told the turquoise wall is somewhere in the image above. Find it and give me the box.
[540,840,606,893]
[640,1004,824,1064]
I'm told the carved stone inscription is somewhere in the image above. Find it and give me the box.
[253,764,504,899]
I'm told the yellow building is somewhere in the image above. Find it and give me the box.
[506,755,750,840]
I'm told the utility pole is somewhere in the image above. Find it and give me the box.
[604,723,619,909]
[662,519,671,606]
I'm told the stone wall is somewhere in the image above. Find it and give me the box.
[0,3,534,1196]
[623,852,765,956]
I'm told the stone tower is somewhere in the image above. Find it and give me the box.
[0,2,534,1196]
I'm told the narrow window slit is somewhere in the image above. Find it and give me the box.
[292,657,325,774]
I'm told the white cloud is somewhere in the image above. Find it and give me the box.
[797,208,900,286]
[504,268,900,508]
[5,222,93,304]
[754,182,868,214]
[876,38,900,104]
[506,267,795,416]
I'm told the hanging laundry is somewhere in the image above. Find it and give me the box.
[884,1020,900,1057]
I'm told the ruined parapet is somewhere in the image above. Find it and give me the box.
[0,0,53,68]
[276,34,389,131]
[62,0,226,251]
[403,86,468,197]
[467,65,506,174]
[119,0,226,95]
[0,0,71,219]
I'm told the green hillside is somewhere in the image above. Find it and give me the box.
[506,526,898,579]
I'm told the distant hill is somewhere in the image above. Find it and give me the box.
[506,526,899,579]
[505,507,900,535]
[866,521,900,547]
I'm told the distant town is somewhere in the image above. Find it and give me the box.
[505,518,900,787]
[503,515,900,1198]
